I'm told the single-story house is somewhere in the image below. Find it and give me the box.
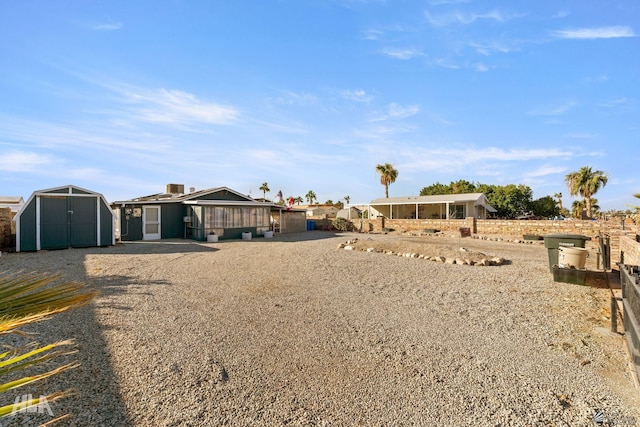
[302,204,340,218]
[15,185,114,252]
[336,206,361,219]
[0,196,25,214]
[111,184,306,241]
[368,193,496,220]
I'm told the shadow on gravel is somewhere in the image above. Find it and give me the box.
[213,230,342,243]
[0,241,216,426]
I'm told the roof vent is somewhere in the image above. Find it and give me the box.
[166,184,185,195]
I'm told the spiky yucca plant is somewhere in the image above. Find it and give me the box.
[0,271,96,423]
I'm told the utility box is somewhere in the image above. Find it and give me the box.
[543,234,591,272]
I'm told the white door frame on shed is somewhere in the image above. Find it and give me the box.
[142,205,161,240]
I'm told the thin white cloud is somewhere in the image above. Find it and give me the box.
[0,150,52,172]
[73,18,123,31]
[425,9,521,27]
[522,165,567,178]
[123,88,239,126]
[565,132,597,139]
[342,89,373,103]
[598,98,630,108]
[596,98,635,114]
[432,57,460,69]
[472,62,489,72]
[401,146,577,173]
[528,101,577,116]
[551,26,636,39]
[273,91,318,106]
[369,103,420,122]
[582,75,608,83]
[552,10,571,19]
[387,103,419,119]
[92,22,123,31]
[361,29,384,41]
[469,41,514,56]
[429,0,469,5]
[379,48,424,60]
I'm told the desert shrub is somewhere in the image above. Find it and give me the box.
[332,217,351,232]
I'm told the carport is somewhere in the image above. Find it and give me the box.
[16,185,114,252]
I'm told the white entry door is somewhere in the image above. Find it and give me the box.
[143,206,161,240]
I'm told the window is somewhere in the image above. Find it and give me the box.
[449,205,465,219]
[204,206,270,228]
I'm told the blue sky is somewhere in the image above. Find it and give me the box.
[1,1,638,210]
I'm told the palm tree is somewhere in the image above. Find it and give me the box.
[553,192,563,210]
[295,196,303,205]
[344,196,350,206]
[629,193,640,224]
[565,166,608,219]
[0,272,95,421]
[375,163,398,198]
[259,182,270,201]
[305,190,316,205]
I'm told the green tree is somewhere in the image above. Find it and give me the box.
[305,190,316,205]
[565,166,608,219]
[486,184,533,218]
[325,199,333,205]
[259,182,270,200]
[344,195,350,205]
[420,182,452,196]
[451,179,477,194]
[531,196,560,218]
[295,196,303,205]
[375,163,398,198]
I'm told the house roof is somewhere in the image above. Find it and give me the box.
[0,196,24,204]
[112,186,296,209]
[370,193,497,212]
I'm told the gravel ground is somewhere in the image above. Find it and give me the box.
[1,231,639,426]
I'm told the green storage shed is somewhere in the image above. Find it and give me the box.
[15,185,115,252]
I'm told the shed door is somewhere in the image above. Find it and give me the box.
[40,197,69,250]
[143,206,161,240]
[40,196,98,250]
[69,197,97,247]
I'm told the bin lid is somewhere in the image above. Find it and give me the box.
[543,233,591,240]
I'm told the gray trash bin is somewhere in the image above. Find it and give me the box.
[543,234,591,272]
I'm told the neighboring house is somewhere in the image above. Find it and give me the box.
[15,185,114,252]
[0,196,25,214]
[301,204,340,218]
[368,193,496,220]
[111,184,306,241]
[336,206,361,219]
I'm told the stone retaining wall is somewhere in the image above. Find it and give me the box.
[350,216,638,268]
[620,235,640,267]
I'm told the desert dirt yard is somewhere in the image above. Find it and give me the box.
[1,230,639,426]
